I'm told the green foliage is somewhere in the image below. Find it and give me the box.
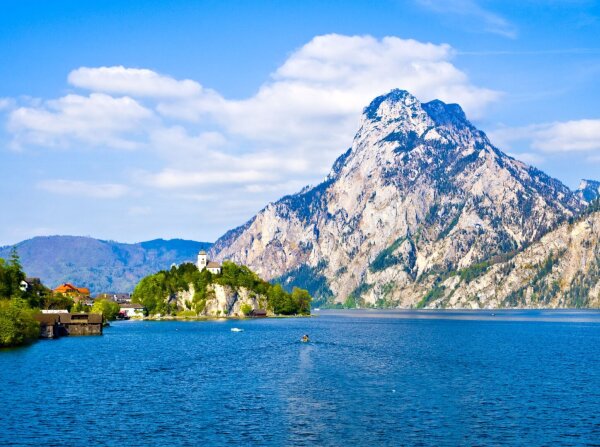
[71,300,90,313]
[273,263,333,306]
[344,294,357,309]
[0,299,39,347]
[564,253,600,308]
[416,285,445,309]
[0,251,55,309]
[133,261,312,316]
[40,293,74,311]
[503,252,562,306]
[458,261,491,283]
[240,303,252,316]
[0,250,26,300]
[346,282,373,307]
[91,299,121,321]
[369,238,406,272]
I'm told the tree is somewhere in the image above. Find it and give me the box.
[0,299,39,347]
[0,250,27,300]
[240,303,252,316]
[40,292,74,311]
[291,287,312,315]
[91,299,120,321]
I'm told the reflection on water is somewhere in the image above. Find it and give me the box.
[1,310,599,446]
[320,308,600,323]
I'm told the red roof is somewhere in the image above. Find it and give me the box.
[54,283,90,296]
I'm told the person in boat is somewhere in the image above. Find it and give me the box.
[301,334,309,343]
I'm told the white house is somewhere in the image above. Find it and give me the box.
[197,250,222,274]
[119,303,145,318]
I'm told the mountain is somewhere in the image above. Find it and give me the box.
[0,236,211,294]
[576,179,600,202]
[211,89,585,307]
[430,208,600,308]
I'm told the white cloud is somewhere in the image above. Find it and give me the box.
[489,119,600,155]
[38,179,130,199]
[158,35,500,142]
[137,168,274,189]
[152,34,501,191]
[8,93,153,150]
[0,98,15,111]
[6,34,504,230]
[531,119,600,152]
[68,66,203,98]
[417,0,517,38]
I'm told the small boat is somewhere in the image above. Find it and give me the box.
[231,328,244,332]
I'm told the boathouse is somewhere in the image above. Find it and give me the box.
[35,312,103,337]
[62,313,103,335]
[250,309,268,318]
[35,314,64,338]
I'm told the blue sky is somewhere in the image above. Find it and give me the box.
[1,0,599,245]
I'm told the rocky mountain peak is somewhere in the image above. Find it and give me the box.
[422,99,471,130]
[362,89,472,133]
[212,89,584,306]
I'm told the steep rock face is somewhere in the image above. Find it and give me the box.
[212,90,583,305]
[176,284,268,317]
[576,179,600,203]
[425,211,600,309]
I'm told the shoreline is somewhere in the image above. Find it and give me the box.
[136,314,313,322]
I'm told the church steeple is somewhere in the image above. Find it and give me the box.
[197,250,208,270]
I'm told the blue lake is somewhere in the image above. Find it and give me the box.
[1,309,599,446]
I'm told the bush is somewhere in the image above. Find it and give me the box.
[240,303,253,316]
[91,299,121,321]
[0,299,39,347]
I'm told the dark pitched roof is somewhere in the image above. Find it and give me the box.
[206,261,221,268]
[35,314,60,324]
[120,303,144,309]
[87,313,103,324]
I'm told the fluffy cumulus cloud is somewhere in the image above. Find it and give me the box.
[531,119,600,152]
[489,119,600,163]
[68,66,204,98]
[158,34,500,142]
[4,34,507,234]
[8,93,153,149]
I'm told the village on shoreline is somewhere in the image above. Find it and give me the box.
[0,248,312,347]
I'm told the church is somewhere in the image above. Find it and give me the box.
[197,250,222,274]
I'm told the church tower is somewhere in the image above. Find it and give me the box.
[197,250,208,271]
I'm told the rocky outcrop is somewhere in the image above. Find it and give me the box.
[419,210,600,309]
[576,179,600,203]
[176,284,269,317]
[211,89,584,306]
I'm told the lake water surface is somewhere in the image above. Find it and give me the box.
[1,309,599,446]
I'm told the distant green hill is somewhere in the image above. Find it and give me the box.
[0,236,212,294]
